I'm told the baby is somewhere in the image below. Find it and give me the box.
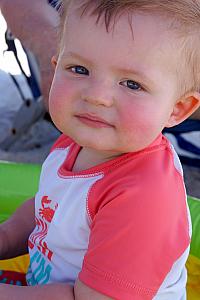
[0,0,200,299]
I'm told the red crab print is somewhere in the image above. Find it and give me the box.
[39,196,58,223]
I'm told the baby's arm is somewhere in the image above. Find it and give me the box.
[0,282,74,300]
[0,279,112,300]
[0,197,35,259]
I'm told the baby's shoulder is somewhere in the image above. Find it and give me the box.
[88,141,185,216]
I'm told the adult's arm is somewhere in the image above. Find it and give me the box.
[0,0,60,109]
[0,197,35,259]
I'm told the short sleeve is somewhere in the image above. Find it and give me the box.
[79,169,190,299]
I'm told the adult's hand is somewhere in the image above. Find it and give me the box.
[0,0,60,109]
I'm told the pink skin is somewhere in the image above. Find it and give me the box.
[49,6,183,165]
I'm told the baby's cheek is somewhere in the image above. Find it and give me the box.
[119,107,152,132]
[49,86,69,129]
[119,107,159,148]
[49,78,71,112]
[49,92,62,121]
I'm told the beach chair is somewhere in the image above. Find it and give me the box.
[0,28,44,150]
[164,119,200,168]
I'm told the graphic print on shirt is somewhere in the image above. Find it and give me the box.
[27,195,58,285]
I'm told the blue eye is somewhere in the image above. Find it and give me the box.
[71,65,89,75]
[120,80,142,91]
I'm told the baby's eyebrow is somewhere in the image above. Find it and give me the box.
[114,66,154,87]
[61,51,91,66]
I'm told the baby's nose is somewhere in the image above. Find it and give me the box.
[82,82,114,107]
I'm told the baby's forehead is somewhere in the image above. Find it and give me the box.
[64,2,187,46]
[64,0,187,32]
[63,9,182,79]
[65,7,182,50]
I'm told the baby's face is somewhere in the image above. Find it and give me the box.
[49,7,181,155]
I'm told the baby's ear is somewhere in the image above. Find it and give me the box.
[165,92,200,128]
[51,55,58,69]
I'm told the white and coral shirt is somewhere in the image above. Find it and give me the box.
[27,134,191,300]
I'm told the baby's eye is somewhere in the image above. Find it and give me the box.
[120,80,142,91]
[70,65,89,75]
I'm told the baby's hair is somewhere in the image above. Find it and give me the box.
[58,0,200,95]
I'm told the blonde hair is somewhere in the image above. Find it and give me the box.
[58,0,200,95]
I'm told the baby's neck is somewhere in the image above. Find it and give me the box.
[72,147,122,172]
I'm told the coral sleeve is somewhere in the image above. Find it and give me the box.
[79,157,190,299]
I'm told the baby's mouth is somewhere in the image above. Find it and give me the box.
[75,113,113,128]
